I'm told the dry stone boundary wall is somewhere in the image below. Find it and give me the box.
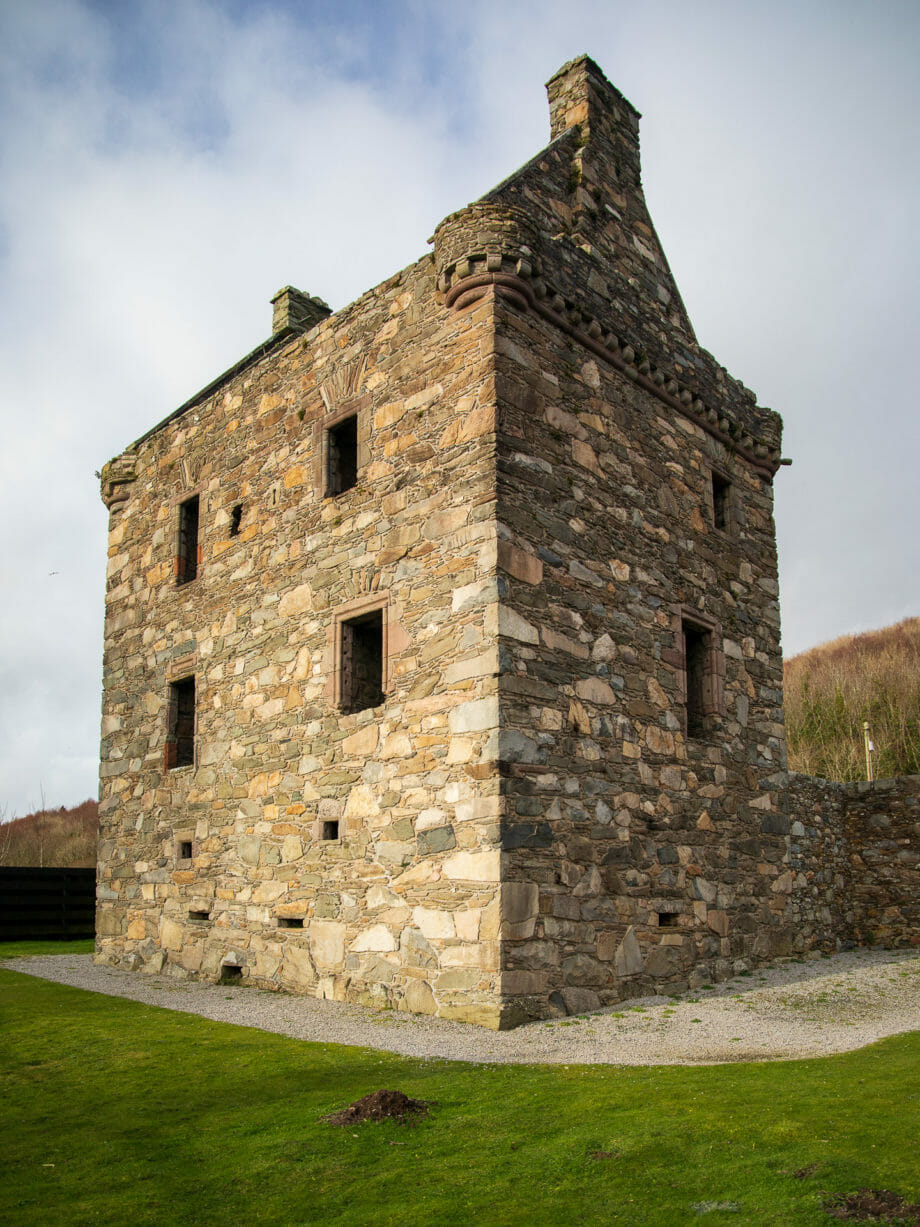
[787,773,920,951]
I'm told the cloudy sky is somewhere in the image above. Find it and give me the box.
[1,0,917,817]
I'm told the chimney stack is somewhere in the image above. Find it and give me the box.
[546,55,642,187]
[271,286,331,336]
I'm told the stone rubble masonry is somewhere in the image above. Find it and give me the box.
[785,774,920,950]
[95,55,918,1029]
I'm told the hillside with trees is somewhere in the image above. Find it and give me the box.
[0,799,98,867]
[784,617,920,781]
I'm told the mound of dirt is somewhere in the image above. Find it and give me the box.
[324,1089,429,1127]
[824,1188,920,1223]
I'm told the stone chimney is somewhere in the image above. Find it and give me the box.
[271,286,331,336]
[546,55,642,187]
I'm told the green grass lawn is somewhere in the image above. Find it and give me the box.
[0,938,95,958]
[1,957,918,1226]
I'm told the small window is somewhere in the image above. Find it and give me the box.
[178,839,193,859]
[657,911,680,928]
[229,503,243,537]
[326,414,358,496]
[165,676,196,769]
[711,472,731,532]
[278,916,305,928]
[189,910,210,922]
[339,609,384,713]
[322,819,340,841]
[684,623,709,738]
[176,494,200,584]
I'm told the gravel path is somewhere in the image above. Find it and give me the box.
[5,948,920,1065]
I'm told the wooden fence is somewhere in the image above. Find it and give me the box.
[0,867,96,940]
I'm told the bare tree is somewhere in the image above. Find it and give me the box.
[34,784,47,869]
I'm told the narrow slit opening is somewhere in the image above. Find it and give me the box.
[711,473,731,531]
[326,415,358,495]
[176,494,199,584]
[166,676,195,769]
[683,623,709,739]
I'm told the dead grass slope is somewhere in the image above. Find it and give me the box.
[0,799,98,867]
[784,617,920,780]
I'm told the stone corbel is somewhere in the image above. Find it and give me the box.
[100,452,138,512]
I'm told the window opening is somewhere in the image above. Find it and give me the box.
[321,820,340,841]
[219,965,242,984]
[340,609,383,712]
[178,840,193,859]
[658,911,680,928]
[711,473,731,532]
[229,503,243,536]
[189,910,210,922]
[326,414,358,496]
[176,494,200,584]
[278,916,305,928]
[166,676,196,769]
[683,622,709,739]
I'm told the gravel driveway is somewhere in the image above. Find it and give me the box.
[5,948,919,1065]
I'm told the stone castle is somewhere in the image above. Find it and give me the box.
[96,57,918,1027]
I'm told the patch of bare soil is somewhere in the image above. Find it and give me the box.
[323,1089,429,1127]
[824,1188,920,1223]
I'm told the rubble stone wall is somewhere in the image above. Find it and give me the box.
[787,774,920,950]
[97,256,516,1027]
[489,295,793,1022]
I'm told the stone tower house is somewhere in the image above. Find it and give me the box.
[97,57,915,1028]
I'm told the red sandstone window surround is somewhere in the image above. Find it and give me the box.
[164,675,196,770]
[330,594,390,713]
[313,395,370,499]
